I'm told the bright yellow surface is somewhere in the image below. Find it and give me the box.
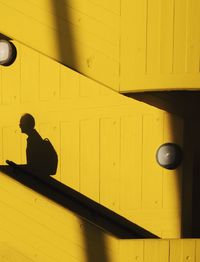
[1,0,200,91]
[121,0,200,92]
[0,40,184,238]
[0,170,199,261]
[0,170,118,262]
[0,0,120,89]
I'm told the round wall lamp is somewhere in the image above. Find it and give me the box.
[0,39,17,66]
[156,143,182,170]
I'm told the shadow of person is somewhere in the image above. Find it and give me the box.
[18,113,58,177]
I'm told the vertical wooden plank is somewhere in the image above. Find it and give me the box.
[173,0,187,73]
[2,126,21,164]
[120,115,142,210]
[100,118,120,210]
[0,124,3,164]
[121,0,147,88]
[60,65,79,99]
[1,41,20,105]
[39,122,60,181]
[39,55,59,101]
[170,239,182,262]
[160,0,174,73]
[196,240,200,262]
[144,240,169,262]
[80,118,100,201]
[170,239,196,262]
[170,239,195,262]
[182,240,195,262]
[146,0,161,74]
[60,121,79,190]
[119,240,144,262]
[186,0,200,73]
[21,45,39,103]
[142,114,163,208]
[163,113,183,209]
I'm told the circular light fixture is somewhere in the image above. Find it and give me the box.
[156,143,182,170]
[0,39,17,66]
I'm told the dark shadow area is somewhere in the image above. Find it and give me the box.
[50,0,78,70]
[127,91,200,117]
[0,33,11,41]
[0,162,158,239]
[81,221,110,262]
[192,126,200,237]
[18,114,58,177]
[127,91,200,237]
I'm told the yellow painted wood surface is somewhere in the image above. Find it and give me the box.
[120,115,142,210]
[100,118,120,211]
[0,40,184,238]
[119,239,200,262]
[0,0,120,90]
[142,114,163,209]
[80,118,100,201]
[60,121,80,190]
[1,42,21,105]
[120,0,200,92]
[1,0,200,91]
[0,170,200,261]
[0,171,117,262]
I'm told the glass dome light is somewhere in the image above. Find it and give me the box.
[0,39,16,66]
[156,143,182,170]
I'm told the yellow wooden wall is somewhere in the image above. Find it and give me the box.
[0,0,120,89]
[121,0,200,92]
[0,171,200,261]
[1,0,200,92]
[0,169,118,262]
[120,239,200,262]
[0,40,184,238]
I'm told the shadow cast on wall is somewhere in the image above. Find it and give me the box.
[17,113,58,177]
[128,91,200,237]
[0,163,158,240]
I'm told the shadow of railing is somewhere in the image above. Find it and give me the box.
[0,163,158,239]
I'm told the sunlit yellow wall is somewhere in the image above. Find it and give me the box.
[0,172,199,261]
[0,171,118,262]
[0,40,183,238]
[120,239,200,261]
[121,0,200,92]
[0,0,120,90]
[1,0,200,92]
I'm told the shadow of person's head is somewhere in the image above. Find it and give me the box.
[19,114,35,135]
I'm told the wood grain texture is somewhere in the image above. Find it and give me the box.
[0,40,184,238]
[120,0,200,92]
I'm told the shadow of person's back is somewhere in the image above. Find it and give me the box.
[19,114,58,177]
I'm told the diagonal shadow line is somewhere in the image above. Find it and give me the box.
[0,163,158,239]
